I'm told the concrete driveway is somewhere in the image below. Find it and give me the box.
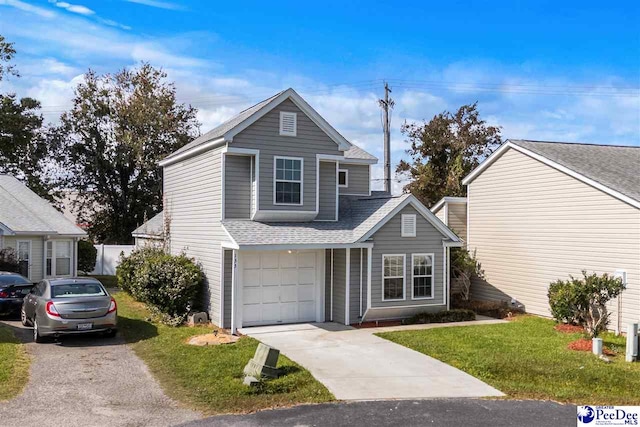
[240,322,504,401]
[0,319,200,427]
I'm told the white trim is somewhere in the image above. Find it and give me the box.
[446,246,451,310]
[462,140,640,209]
[279,111,297,136]
[338,169,349,188]
[345,248,351,325]
[0,222,14,235]
[368,164,372,196]
[366,248,372,310]
[251,210,317,222]
[337,157,378,165]
[330,249,334,322]
[237,242,374,251]
[219,249,225,327]
[358,195,461,243]
[273,156,304,206]
[230,249,238,334]
[45,239,73,278]
[335,162,339,221]
[221,152,226,220]
[381,253,406,302]
[222,146,260,156]
[131,233,163,240]
[159,137,226,167]
[16,240,32,280]
[359,248,363,318]
[443,203,448,226]
[430,196,467,214]
[368,303,447,310]
[411,253,435,300]
[401,214,417,237]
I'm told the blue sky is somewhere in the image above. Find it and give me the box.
[1,0,638,191]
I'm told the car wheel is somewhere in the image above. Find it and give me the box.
[33,319,45,343]
[20,308,31,327]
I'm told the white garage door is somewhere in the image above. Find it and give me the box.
[241,250,319,326]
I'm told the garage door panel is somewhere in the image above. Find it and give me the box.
[262,269,279,286]
[241,250,319,326]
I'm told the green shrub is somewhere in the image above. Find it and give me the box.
[0,248,19,273]
[116,247,204,326]
[548,271,625,338]
[452,298,522,319]
[403,309,476,325]
[77,240,97,273]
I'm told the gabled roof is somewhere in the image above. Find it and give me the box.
[132,212,164,239]
[463,139,640,209]
[221,192,461,248]
[160,88,377,166]
[430,196,467,214]
[0,175,86,236]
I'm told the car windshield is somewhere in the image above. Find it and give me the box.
[52,282,106,298]
[0,275,31,286]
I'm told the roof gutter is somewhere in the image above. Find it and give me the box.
[159,137,226,167]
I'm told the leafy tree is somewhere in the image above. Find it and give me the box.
[0,35,56,200]
[0,247,19,273]
[53,64,199,243]
[397,103,501,207]
[77,240,98,273]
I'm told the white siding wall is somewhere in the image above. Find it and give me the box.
[448,203,467,242]
[164,147,226,324]
[468,148,640,329]
[3,235,44,281]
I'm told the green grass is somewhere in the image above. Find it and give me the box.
[114,291,333,414]
[0,325,29,401]
[377,316,640,404]
[88,275,118,288]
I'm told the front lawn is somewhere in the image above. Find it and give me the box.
[0,325,29,400]
[114,291,333,414]
[377,316,640,405]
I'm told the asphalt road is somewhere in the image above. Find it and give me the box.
[0,318,200,427]
[180,399,577,427]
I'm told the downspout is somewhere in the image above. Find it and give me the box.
[359,247,373,325]
[330,249,334,322]
[345,248,350,325]
[359,248,363,318]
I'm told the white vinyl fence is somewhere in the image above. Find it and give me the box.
[90,244,135,276]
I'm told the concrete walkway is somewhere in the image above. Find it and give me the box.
[240,320,505,401]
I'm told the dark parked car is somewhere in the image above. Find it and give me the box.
[21,277,117,342]
[0,272,33,317]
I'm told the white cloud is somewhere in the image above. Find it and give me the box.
[124,0,184,11]
[0,0,55,18]
[52,1,95,16]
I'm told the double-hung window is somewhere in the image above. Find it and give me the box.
[46,240,72,277]
[382,254,405,301]
[412,254,434,299]
[274,156,303,205]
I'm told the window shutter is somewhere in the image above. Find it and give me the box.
[401,214,416,237]
[279,111,297,136]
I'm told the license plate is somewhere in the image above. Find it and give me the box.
[77,323,93,331]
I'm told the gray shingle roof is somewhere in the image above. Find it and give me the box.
[132,212,164,238]
[163,89,376,163]
[0,175,86,236]
[510,140,640,203]
[222,193,411,246]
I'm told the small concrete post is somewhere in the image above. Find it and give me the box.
[243,343,281,379]
[626,322,639,363]
[592,338,603,356]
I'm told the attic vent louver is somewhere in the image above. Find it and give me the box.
[279,111,297,136]
[401,214,416,237]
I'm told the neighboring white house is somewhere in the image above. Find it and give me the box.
[0,175,87,281]
[434,140,639,333]
[131,212,164,248]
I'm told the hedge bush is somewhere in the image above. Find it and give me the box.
[548,270,625,337]
[403,309,476,325]
[77,240,97,273]
[117,247,204,326]
[452,298,523,319]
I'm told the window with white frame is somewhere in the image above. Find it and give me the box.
[382,254,405,301]
[279,111,297,136]
[17,241,30,278]
[274,156,303,205]
[46,240,72,277]
[412,254,434,299]
[338,169,348,187]
[401,214,416,237]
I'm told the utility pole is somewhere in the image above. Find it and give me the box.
[379,82,394,193]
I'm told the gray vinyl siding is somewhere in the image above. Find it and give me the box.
[232,99,343,213]
[338,163,369,195]
[317,161,337,220]
[448,203,467,242]
[468,147,640,331]
[370,205,445,309]
[330,248,346,324]
[349,248,368,323]
[223,249,233,328]
[224,154,251,219]
[163,147,226,325]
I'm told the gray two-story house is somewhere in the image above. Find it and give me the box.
[143,88,462,333]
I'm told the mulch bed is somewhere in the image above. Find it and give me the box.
[567,338,616,356]
[554,323,585,334]
[352,320,403,329]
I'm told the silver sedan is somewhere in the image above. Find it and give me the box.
[21,278,117,342]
